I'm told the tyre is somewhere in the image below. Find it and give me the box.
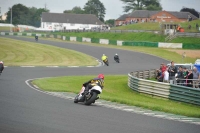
[74,95,79,103]
[84,92,97,105]
[105,61,109,66]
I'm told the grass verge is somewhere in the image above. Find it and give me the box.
[32,75,200,118]
[52,32,200,44]
[0,37,98,66]
[36,37,198,63]
[112,20,200,33]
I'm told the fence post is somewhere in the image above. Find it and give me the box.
[137,71,140,78]
[143,71,145,79]
[149,70,151,79]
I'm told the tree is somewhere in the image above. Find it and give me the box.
[121,0,162,12]
[180,7,199,18]
[33,8,49,27]
[83,0,106,22]
[5,4,49,27]
[6,4,30,25]
[63,6,84,14]
[105,19,115,27]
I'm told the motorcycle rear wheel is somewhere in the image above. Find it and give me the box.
[84,92,97,105]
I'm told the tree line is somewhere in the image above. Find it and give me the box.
[0,0,198,28]
[0,0,107,27]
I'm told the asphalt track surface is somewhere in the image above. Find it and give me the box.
[0,36,199,133]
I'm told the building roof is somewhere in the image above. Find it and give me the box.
[116,14,130,21]
[128,10,160,18]
[168,11,198,19]
[42,12,104,25]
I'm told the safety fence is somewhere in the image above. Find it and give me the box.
[128,72,200,106]
[130,70,156,79]
[0,32,200,49]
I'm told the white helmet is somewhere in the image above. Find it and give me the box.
[115,53,118,55]
[103,54,105,56]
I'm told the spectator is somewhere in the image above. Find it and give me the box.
[188,24,191,30]
[182,67,188,86]
[176,66,184,86]
[163,67,169,83]
[156,69,163,82]
[168,61,177,84]
[160,63,167,80]
[193,67,200,88]
[196,23,199,30]
[186,69,193,87]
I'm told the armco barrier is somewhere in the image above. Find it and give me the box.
[130,70,156,79]
[182,43,200,49]
[100,39,109,44]
[82,37,91,43]
[123,41,158,47]
[91,38,100,44]
[117,41,123,46]
[128,72,200,106]
[128,73,170,98]
[70,37,76,41]
[169,85,200,105]
[109,40,117,45]
[158,42,182,48]
[76,37,82,42]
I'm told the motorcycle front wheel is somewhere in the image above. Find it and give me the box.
[74,95,79,103]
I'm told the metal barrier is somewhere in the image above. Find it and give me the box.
[130,69,156,79]
[128,73,200,106]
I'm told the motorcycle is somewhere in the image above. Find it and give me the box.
[114,58,120,63]
[103,58,109,66]
[74,86,102,105]
[35,36,38,41]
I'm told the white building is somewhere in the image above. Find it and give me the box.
[41,12,104,30]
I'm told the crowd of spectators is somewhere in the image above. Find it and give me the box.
[155,61,200,88]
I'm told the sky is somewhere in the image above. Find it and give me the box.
[0,0,200,20]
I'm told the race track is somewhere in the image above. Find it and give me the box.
[0,36,199,133]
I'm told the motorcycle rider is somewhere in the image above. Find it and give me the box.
[80,74,104,100]
[0,61,4,74]
[101,54,108,62]
[114,53,119,62]
[35,34,38,41]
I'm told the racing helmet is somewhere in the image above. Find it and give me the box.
[98,74,104,80]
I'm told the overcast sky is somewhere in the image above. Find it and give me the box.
[0,0,199,20]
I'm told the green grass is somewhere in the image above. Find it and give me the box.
[112,20,200,33]
[32,75,200,118]
[0,37,98,66]
[53,31,200,44]
[112,22,161,31]
[54,32,166,42]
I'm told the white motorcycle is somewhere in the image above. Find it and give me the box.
[74,86,102,105]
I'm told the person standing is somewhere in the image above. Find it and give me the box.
[168,61,177,84]
[163,67,169,83]
[186,69,193,88]
[176,66,184,86]
[193,67,200,88]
